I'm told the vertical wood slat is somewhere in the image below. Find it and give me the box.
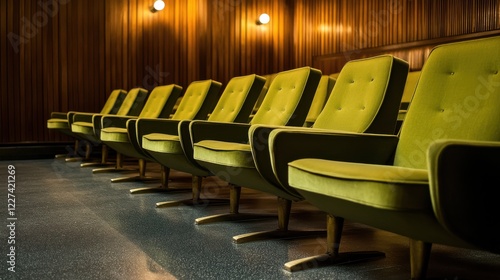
[0,0,8,142]
[1,0,500,144]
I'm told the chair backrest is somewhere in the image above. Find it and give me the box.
[116,88,149,116]
[171,80,222,120]
[252,73,277,114]
[250,66,322,126]
[100,89,127,115]
[312,55,409,135]
[304,75,336,127]
[138,84,183,118]
[394,36,500,169]
[396,71,421,134]
[208,74,266,123]
[400,71,421,110]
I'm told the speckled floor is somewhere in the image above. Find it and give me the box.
[1,159,500,280]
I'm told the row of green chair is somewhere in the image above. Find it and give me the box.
[49,36,500,279]
[46,89,128,161]
[278,36,500,279]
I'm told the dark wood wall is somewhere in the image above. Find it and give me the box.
[2,0,500,144]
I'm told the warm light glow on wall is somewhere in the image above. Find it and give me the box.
[258,13,270,25]
[151,0,165,13]
[318,24,352,33]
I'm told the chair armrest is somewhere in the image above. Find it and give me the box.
[190,121,251,145]
[428,139,500,253]
[72,112,95,124]
[269,128,399,188]
[50,112,68,119]
[249,124,304,187]
[135,118,180,149]
[101,115,136,129]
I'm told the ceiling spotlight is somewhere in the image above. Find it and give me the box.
[258,13,270,25]
[151,0,165,13]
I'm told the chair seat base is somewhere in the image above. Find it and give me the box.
[80,161,116,168]
[55,153,70,159]
[65,157,83,162]
[284,251,385,272]
[129,186,191,194]
[92,167,138,174]
[155,198,229,208]
[195,212,275,225]
[111,175,160,183]
[232,228,326,244]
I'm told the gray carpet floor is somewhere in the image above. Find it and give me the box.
[1,159,499,280]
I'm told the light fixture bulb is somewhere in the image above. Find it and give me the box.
[153,0,165,11]
[258,13,270,25]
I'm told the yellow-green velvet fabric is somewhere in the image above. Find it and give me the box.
[208,75,258,122]
[394,37,500,169]
[194,140,254,168]
[142,133,183,154]
[250,67,314,126]
[47,119,70,129]
[289,159,428,210]
[171,80,217,120]
[288,36,500,249]
[115,88,148,116]
[70,88,147,138]
[305,75,334,124]
[313,55,394,132]
[141,75,264,169]
[47,89,125,130]
[100,85,180,143]
[137,85,177,118]
[100,127,129,143]
[70,121,94,135]
[100,89,126,115]
[193,67,321,173]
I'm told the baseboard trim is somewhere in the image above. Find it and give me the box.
[0,142,76,160]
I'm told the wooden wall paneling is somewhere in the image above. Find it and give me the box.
[129,0,137,90]
[17,0,26,141]
[15,0,24,143]
[2,0,500,144]
[50,0,59,139]
[105,0,112,95]
[0,0,7,143]
[36,0,45,140]
[59,0,68,121]
[42,1,51,141]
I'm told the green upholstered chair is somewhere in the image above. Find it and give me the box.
[395,70,421,134]
[189,66,322,224]
[100,80,221,183]
[279,36,500,279]
[251,73,277,117]
[224,55,408,244]
[70,88,149,167]
[47,89,127,160]
[303,75,336,127]
[132,74,265,204]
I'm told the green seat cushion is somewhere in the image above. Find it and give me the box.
[193,140,254,168]
[71,122,94,135]
[100,127,129,143]
[47,119,69,129]
[289,158,430,211]
[142,133,183,154]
